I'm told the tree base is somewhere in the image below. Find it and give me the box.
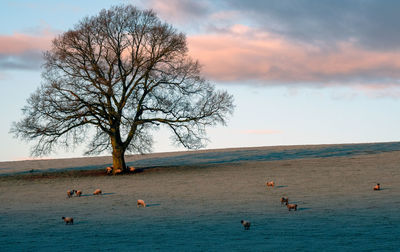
[105,166,138,175]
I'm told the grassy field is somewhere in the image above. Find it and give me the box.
[1,143,399,250]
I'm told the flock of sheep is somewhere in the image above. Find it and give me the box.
[240,180,382,230]
[62,188,103,224]
[105,166,136,175]
[266,180,298,212]
[62,167,383,229]
[62,177,146,225]
[240,180,297,231]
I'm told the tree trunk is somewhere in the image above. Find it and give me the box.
[111,136,127,174]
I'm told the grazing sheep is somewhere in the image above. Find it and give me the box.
[280,197,289,205]
[129,166,136,172]
[241,220,251,230]
[266,181,275,187]
[114,169,123,174]
[374,183,381,191]
[286,202,297,211]
[62,216,73,225]
[76,190,82,197]
[67,190,76,198]
[106,167,113,174]
[93,189,102,195]
[137,199,146,208]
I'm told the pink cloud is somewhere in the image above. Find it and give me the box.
[187,25,400,85]
[4,21,400,92]
[0,32,53,54]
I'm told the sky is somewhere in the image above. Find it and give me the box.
[1,0,400,161]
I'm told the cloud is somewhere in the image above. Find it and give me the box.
[0,31,53,71]
[224,0,400,51]
[188,25,400,85]
[4,0,400,93]
[0,32,53,54]
[0,50,44,70]
[143,0,400,89]
[142,0,210,24]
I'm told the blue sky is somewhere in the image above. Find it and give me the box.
[1,0,400,161]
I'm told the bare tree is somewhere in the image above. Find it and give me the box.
[11,5,234,174]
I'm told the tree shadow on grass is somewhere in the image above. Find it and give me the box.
[276,185,288,188]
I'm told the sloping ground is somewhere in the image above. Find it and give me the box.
[128,141,400,167]
[0,147,399,250]
[1,141,400,175]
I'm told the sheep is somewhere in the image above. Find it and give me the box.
[129,166,136,172]
[137,199,146,208]
[76,190,82,197]
[374,183,381,191]
[280,197,289,205]
[266,181,275,187]
[241,220,251,230]
[62,216,74,225]
[106,167,113,174]
[67,190,76,198]
[93,189,102,195]
[106,166,123,175]
[286,202,297,211]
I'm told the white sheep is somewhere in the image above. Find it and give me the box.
[286,202,297,211]
[280,197,289,205]
[373,183,381,191]
[266,181,275,187]
[76,190,82,197]
[106,167,113,174]
[137,199,146,208]
[62,216,74,225]
[67,190,76,198]
[93,189,102,195]
[241,220,251,230]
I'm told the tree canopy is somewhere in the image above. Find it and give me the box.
[11,5,234,173]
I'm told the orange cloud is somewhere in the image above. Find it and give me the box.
[187,25,400,85]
